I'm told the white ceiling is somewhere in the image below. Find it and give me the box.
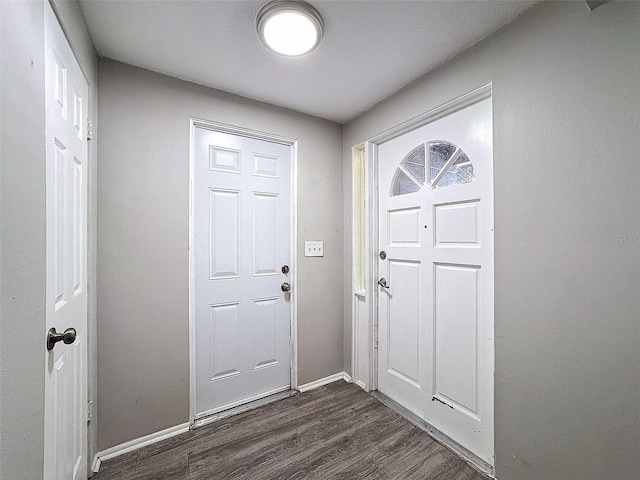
[79,0,541,124]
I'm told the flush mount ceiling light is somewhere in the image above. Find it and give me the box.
[256,0,324,57]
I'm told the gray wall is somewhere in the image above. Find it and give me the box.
[97,59,344,450]
[343,1,640,479]
[0,3,46,478]
[0,1,98,478]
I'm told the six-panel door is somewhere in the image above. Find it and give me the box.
[193,128,292,417]
[44,3,89,479]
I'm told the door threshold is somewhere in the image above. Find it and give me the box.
[192,389,297,430]
[370,391,494,478]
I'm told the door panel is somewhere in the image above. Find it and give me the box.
[209,189,240,279]
[377,96,493,465]
[253,192,279,276]
[434,264,480,415]
[194,127,292,417]
[44,3,89,479]
[387,260,422,386]
[208,302,241,381]
[252,298,280,369]
[388,207,421,245]
[209,146,240,173]
[434,200,480,247]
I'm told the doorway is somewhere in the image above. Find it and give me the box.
[369,87,494,469]
[189,120,298,421]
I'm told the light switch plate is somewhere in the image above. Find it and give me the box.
[304,241,324,257]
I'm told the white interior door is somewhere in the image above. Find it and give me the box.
[193,127,292,417]
[377,97,494,465]
[44,2,89,479]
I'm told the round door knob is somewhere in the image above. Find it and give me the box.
[47,327,77,351]
[281,282,292,292]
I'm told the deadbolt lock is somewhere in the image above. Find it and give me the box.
[379,250,387,260]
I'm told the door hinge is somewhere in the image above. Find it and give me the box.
[373,339,379,350]
[87,119,93,140]
[87,400,93,423]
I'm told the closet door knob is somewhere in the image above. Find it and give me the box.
[47,327,76,351]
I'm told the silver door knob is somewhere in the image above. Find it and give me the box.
[47,327,76,351]
[377,278,390,289]
[281,282,292,292]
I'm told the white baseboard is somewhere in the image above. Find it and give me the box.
[90,454,101,474]
[92,422,190,473]
[355,379,367,391]
[298,371,352,393]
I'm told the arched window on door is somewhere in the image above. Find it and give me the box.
[390,140,475,197]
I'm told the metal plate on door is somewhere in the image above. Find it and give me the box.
[379,250,387,260]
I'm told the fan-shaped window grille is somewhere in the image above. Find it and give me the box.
[390,141,475,197]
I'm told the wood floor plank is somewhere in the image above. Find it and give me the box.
[329,453,391,480]
[189,399,382,479]
[94,381,490,480]
[135,452,190,480]
[137,382,355,463]
[276,412,410,479]
[188,390,363,460]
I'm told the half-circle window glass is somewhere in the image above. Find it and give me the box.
[390,141,475,197]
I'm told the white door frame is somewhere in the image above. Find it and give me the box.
[356,83,493,410]
[188,118,298,425]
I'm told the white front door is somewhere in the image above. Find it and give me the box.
[44,2,89,479]
[193,126,292,417]
[377,96,494,465]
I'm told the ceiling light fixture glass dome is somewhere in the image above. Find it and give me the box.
[256,0,324,57]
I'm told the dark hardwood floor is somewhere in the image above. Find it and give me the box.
[92,381,489,480]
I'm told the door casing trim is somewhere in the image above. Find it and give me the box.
[188,118,299,425]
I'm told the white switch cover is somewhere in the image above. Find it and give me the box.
[304,241,324,257]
